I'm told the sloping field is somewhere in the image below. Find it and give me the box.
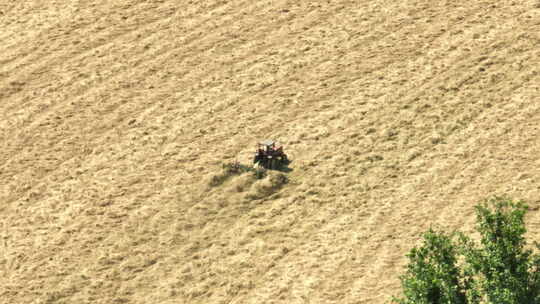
[1,1,539,303]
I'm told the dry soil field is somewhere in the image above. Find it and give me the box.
[1,0,539,303]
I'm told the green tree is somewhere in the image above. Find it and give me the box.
[394,229,468,304]
[461,198,540,303]
[394,197,540,304]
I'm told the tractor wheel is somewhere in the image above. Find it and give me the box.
[276,157,283,169]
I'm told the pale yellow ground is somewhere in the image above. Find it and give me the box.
[1,1,539,303]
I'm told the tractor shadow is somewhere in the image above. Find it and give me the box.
[256,160,293,173]
[274,160,294,173]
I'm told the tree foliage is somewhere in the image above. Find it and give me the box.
[395,230,467,304]
[394,197,540,304]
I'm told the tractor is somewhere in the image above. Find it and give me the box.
[253,140,289,170]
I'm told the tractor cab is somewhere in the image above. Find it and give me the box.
[259,140,278,153]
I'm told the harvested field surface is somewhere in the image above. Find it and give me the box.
[1,1,539,303]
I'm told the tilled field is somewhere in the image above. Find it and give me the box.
[1,1,539,303]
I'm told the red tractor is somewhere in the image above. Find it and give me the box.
[253,140,289,169]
